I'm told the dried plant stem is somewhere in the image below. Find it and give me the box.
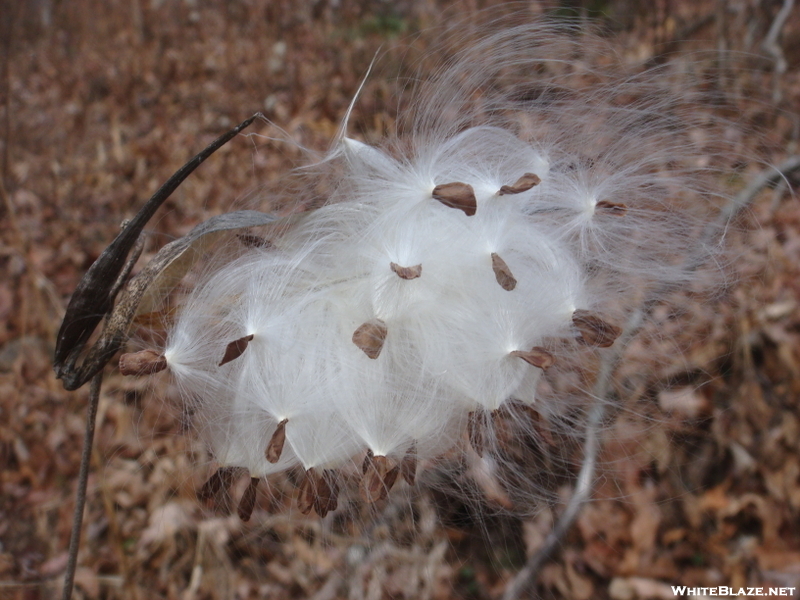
[502,157,800,599]
[762,0,794,103]
[62,372,103,600]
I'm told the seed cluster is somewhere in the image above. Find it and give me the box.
[117,24,719,520]
[120,125,632,519]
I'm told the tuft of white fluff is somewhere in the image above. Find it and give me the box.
[156,22,732,516]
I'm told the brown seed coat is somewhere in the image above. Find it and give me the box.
[237,477,260,521]
[491,253,517,291]
[595,200,628,215]
[510,347,555,369]
[219,334,254,366]
[432,182,477,216]
[198,466,237,503]
[498,173,541,195]
[265,419,288,463]
[352,320,388,359]
[119,349,168,376]
[572,310,622,347]
[390,262,422,280]
[360,454,399,503]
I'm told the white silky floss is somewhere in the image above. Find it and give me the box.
[155,24,723,518]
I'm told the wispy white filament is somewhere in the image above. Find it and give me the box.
[155,22,731,514]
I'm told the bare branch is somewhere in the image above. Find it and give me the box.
[61,373,103,600]
[761,0,794,103]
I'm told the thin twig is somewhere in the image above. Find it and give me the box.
[502,156,800,599]
[62,373,103,600]
[761,0,794,103]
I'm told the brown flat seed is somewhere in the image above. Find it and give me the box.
[491,253,517,291]
[432,182,477,216]
[237,477,260,521]
[498,173,541,195]
[313,470,339,517]
[198,466,237,503]
[381,466,400,501]
[238,233,273,248]
[360,455,398,503]
[595,200,628,216]
[265,419,288,463]
[119,349,167,376]
[352,320,388,359]
[390,262,422,280]
[510,347,555,370]
[400,443,417,485]
[219,334,254,366]
[297,468,318,515]
[572,310,622,347]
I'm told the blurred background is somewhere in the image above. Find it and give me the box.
[1,1,799,598]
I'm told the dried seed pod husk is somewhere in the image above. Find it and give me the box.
[54,115,266,386]
[119,349,167,376]
[510,347,555,370]
[572,310,622,347]
[400,443,417,485]
[595,200,628,215]
[198,466,237,504]
[498,172,541,195]
[237,477,260,521]
[491,253,517,291]
[265,419,288,463]
[352,320,388,359]
[219,334,254,366]
[360,454,399,503]
[390,262,422,280]
[432,182,477,216]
